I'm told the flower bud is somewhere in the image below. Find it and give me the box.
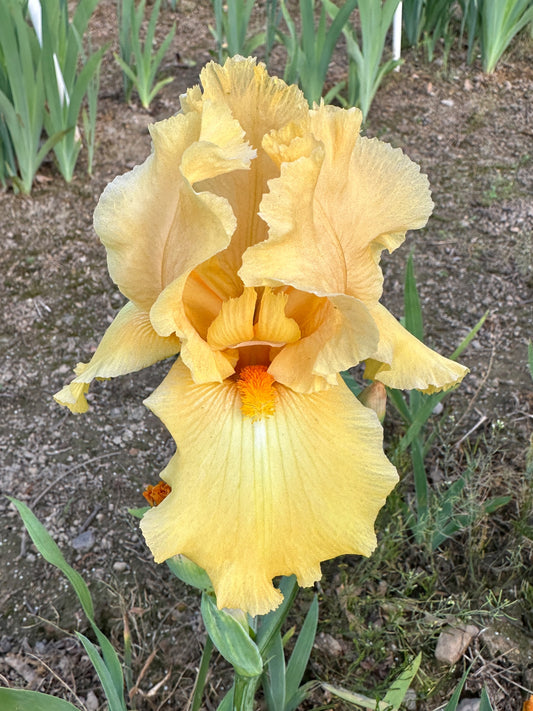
[357,382,387,423]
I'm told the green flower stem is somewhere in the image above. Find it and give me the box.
[190,634,214,711]
[233,673,262,710]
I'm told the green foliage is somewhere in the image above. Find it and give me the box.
[402,0,424,45]
[459,0,533,71]
[441,667,469,710]
[477,0,533,72]
[210,0,268,63]
[201,594,263,677]
[0,688,79,711]
[441,669,494,710]
[0,0,102,191]
[265,0,282,65]
[458,0,479,63]
[404,0,533,71]
[167,553,214,591]
[9,498,127,711]
[81,45,101,176]
[0,0,64,193]
[387,255,510,549]
[323,653,421,709]
[263,595,319,711]
[255,576,299,655]
[40,0,105,182]
[278,0,358,106]
[402,0,457,62]
[115,0,175,108]
[325,0,401,121]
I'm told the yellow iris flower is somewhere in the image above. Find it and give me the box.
[55,57,467,616]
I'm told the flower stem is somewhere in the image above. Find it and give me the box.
[233,673,261,711]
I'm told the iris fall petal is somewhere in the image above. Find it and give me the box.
[54,302,180,413]
[140,360,398,616]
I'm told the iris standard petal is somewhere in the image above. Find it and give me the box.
[364,303,468,392]
[54,302,180,413]
[242,104,434,304]
[183,57,310,276]
[94,109,251,310]
[140,360,398,616]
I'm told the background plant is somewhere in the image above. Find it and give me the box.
[81,41,102,176]
[0,15,17,189]
[401,0,457,63]
[0,0,103,191]
[475,0,533,72]
[210,0,268,63]
[40,0,105,182]
[387,255,510,549]
[0,0,65,193]
[115,0,175,108]
[402,0,533,70]
[277,0,358,106]
[324,0,401,121]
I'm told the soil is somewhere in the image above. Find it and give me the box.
[0,1,531,710]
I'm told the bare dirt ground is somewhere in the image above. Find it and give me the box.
[0,1,532,709]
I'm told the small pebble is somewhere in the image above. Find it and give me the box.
[435,624,479,664]
[113,561,128,572]
[314,632,344,658]
[457,700,480,711]
[71,530,95,552]
[432,402,444,415]
[86,690,99,711]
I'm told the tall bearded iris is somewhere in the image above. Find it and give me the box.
[55,57,467,616]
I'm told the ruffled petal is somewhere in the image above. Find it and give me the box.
[241,104,434,303]
[183,57,310,277]
[240,148,337,294]
[54,302,180,413]
[181,99,257,184]
[94,108,250,310]
[365,303,468,393]
[188,57,309,164]
[140,360,398,616]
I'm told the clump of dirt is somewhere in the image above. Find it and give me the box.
[0,1,531,709]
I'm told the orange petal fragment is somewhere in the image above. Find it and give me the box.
[143,481,172,507]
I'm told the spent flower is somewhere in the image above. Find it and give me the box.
[55,57,467,615]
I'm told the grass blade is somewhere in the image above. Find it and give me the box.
[76,633,127,711]
[383,653,422,709]
[285,595,319,705]
[262,631,286,711]
[404,253,424,341]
